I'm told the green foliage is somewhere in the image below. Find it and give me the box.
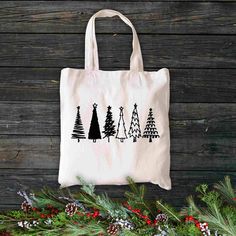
[77,177,96,197]
[0,176,235,236]
[125,177,154,217]
[222,205,236,224]
[196,184,222,208]
[185,177,236,236]
[32,187,67,209]
[156,200,181,222]
[130,226,154,236]
[7,210,27,219]
[214,176,236,207]
[175,223,201,236]
[120,230,139,236]
[65,221,106,236]
[96,193,129,219]
[51,212,70,227]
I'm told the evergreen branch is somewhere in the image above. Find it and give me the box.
[120,229,139,236]
[196,184,222,209]
[32,187,67,208]
[182,195,202,216]
[77,192,100,210]
[125,177,155,217]
[0,176,236,236]
[77,177,96,197]
[214,176,236,206]
[65,221,106,236]
[185,192,236,236]
[199,203,236,236]
[156,200,181,222]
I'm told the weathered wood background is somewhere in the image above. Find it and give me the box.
[0,1,236,210]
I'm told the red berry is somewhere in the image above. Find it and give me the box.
[40,214,46,218]
[188,216,194,221]
[195,222,201,229]
[146,219,152,225]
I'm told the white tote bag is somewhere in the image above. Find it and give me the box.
[59,9,171,190]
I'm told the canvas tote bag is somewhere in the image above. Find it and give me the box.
[59,9,171,190]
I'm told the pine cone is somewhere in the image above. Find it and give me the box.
[155,213,168,223]
[107,224,120,236]
[21,201,31,213]
[65,202,78,216]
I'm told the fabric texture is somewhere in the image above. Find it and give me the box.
[59,9,171,190]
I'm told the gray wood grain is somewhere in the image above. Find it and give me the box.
[0,102,235,137]
[0,68,235,103]
[0,136,235,171]
[0,34,235,68]
[0,2,235,34]
[0,169,235,207]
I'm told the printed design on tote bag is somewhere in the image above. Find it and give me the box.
[102,106,116,142]
[88,103,102,143]
[128,103,141,142]
[116,106,128,143]
[143,108,160,142]
[71,104,160,143]
[71,106,86,142]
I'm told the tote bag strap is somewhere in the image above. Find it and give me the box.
[85,9,144,72]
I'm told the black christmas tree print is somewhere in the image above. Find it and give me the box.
[103,106,116,142]
[128,103,141,142]
[88,103,101,143]
[116,106,127,143]
[143,108,160,142]
[71,106,86,142]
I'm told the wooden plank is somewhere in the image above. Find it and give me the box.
[0,34,235,68]
[0,102,235,137]
[0,136,235,171]
[0,205,20,211]
[0,68,235,103]
[0,2,235,34]
[0,169,235,208]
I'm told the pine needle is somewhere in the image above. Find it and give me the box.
[214,176,236,206]
[156,200,181,222]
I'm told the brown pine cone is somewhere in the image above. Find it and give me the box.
[21,201,31,213]
[107,223,120,235]
[65,202,78,216]
[155,213,168,223]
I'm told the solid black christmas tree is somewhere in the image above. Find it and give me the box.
[116,106,127,143]
[88,103,101,143]
[71,106,86,142]
[103,106,116,142]
[128,103,141,142]
[143,108,160,142]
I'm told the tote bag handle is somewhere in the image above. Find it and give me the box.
[85,9,144,72]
